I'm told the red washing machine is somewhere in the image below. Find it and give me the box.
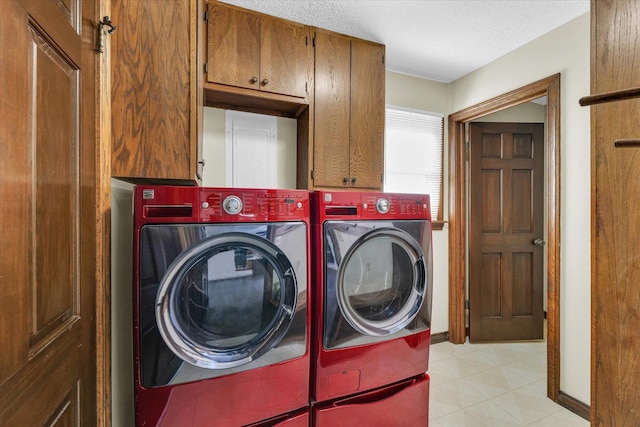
[132,186,311,426]
[310,191,433,426]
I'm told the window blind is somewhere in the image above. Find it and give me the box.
[384,106,444,221]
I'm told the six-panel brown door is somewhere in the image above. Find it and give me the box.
[469,122,545,342]
[0,0,97,424]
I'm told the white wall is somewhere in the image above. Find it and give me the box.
[202,107,298,189]
[450,12,591,404]
[385,72,450,335]
[111,179,135,427]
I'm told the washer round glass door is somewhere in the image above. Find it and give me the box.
[155,232,297,369]
[336,227,426,336]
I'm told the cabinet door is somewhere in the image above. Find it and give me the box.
[592,99,640,426]
[207,2,260,89]
[112,0,201,181]
[350,40,385,190]
[313,31,351,188]
[593,0,640,94]
[260,16,309,97]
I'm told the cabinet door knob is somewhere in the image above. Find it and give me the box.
[351,177,357,184]
[262,79,269,85]
[342,177,348,184]
[251,77,258,83]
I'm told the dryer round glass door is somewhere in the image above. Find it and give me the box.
[155,232,298,369]
[335,228,426,337]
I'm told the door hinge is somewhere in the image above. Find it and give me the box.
[204,8,208,22]
[95,16,116,53]
[312,37,316,48]
[465,141,470,153]
[465,299,470,309]
[310,170,315,180]
[382,54,385,65]
[204,62,208,74]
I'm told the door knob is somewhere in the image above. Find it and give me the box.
[262,79,269,85]
[533,239,546,247]
[251,77,258,84]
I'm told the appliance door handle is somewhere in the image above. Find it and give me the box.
[333,376,418,406]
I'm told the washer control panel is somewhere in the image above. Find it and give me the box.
[222,195,243,215]
[376,198,390,214]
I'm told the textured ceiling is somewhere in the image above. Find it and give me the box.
[219,0,590,83]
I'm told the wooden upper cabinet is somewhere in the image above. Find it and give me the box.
[313,30,385,190]
[207,1,309,98]
[111,0,203,183]
[593,0,640,94]
[207,4,260,90]
[349,40,385,189]
[313,31,351,188]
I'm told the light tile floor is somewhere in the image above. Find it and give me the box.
[429,339,589,426]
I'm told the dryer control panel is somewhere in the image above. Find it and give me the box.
[312,191,431,222]
[134,186,310,224]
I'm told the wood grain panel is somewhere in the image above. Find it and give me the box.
[480,253,502,317]
[31,28,77,346]
[511,170,533,233]
[482,134,502,158]
[513,133,533,159]
[481,169,502,233]
[512,253,533,316]
[260,16,308,97]
[111,0,197,181]
[313,30,350,188]
[0,0,30,385]
[592,99,640,426]
[591,2,640,423]
[207,2,260,88]
[56,0,78,31]
[0,0,97,424]
[349,39,384,190]
[594,0,640,93]
[46,385,79,427]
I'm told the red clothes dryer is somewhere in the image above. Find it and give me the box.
[133,186,310,426]
[310,191,433,426]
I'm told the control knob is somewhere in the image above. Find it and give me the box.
[222,195,243,215]
[376,198,390,214]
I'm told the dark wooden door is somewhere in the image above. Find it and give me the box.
[0,0,97,425]
[469,122,544,342]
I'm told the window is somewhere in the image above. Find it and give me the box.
[384,106,444,226]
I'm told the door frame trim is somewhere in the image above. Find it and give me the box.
[447,74,561,402]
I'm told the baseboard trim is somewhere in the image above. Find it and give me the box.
[558,390,590,421]
[430,331,449,344]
